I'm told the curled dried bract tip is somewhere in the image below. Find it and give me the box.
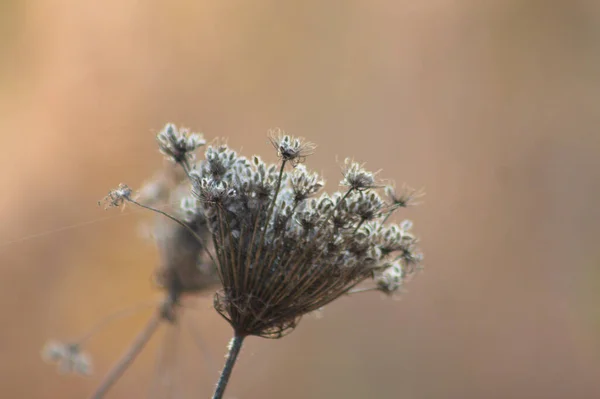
[341,158,378,191]
[99,183,132,209]
[269,128,316,165]
[157,123,206,164]
[41,340,93,376]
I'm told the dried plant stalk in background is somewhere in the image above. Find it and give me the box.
[42,123,423,399]
[42,150,220,399]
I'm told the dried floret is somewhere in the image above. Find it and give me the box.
[157,123,206,164]
[269,128,316,165]
[341,159,377,191]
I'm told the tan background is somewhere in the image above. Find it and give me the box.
[1,1,599,398]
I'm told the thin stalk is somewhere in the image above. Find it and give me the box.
[212,334,245,399]
[320,187,353,229]
[88,314,162,399]
[242,203,263,293]
[352,219,365,235]
[249,160,287,290]
[184,317,217,372]
[264,161,288,231]
[347,287,377,295]
[381,206,398,224]
[180,159,193,180]
[77,300,157,344]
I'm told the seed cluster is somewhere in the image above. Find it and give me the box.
[151,124,424,338]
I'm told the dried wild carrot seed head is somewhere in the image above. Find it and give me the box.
[168,129,424,338]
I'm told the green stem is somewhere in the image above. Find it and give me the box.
[212,334,245,399]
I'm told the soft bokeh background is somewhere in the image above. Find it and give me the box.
[1,1,599,398]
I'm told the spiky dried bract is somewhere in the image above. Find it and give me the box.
[183,135,422,338]
[385,184,424,209]
[341,158,377,191]
[269,128,316,165]
[100,183,132,209]
[157,123,206,164]
[41,341,92,375]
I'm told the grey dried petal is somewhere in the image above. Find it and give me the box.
[385,184,424,208]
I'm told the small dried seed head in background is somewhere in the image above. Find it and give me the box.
[41,150,221,386]
[41,341,92,375]
[385,184,424,209]
[99,183,132,209]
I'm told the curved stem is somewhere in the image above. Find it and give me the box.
[88,313,162,399]
[212,334,245,399]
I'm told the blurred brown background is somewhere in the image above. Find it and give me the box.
[1,0,599,398]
